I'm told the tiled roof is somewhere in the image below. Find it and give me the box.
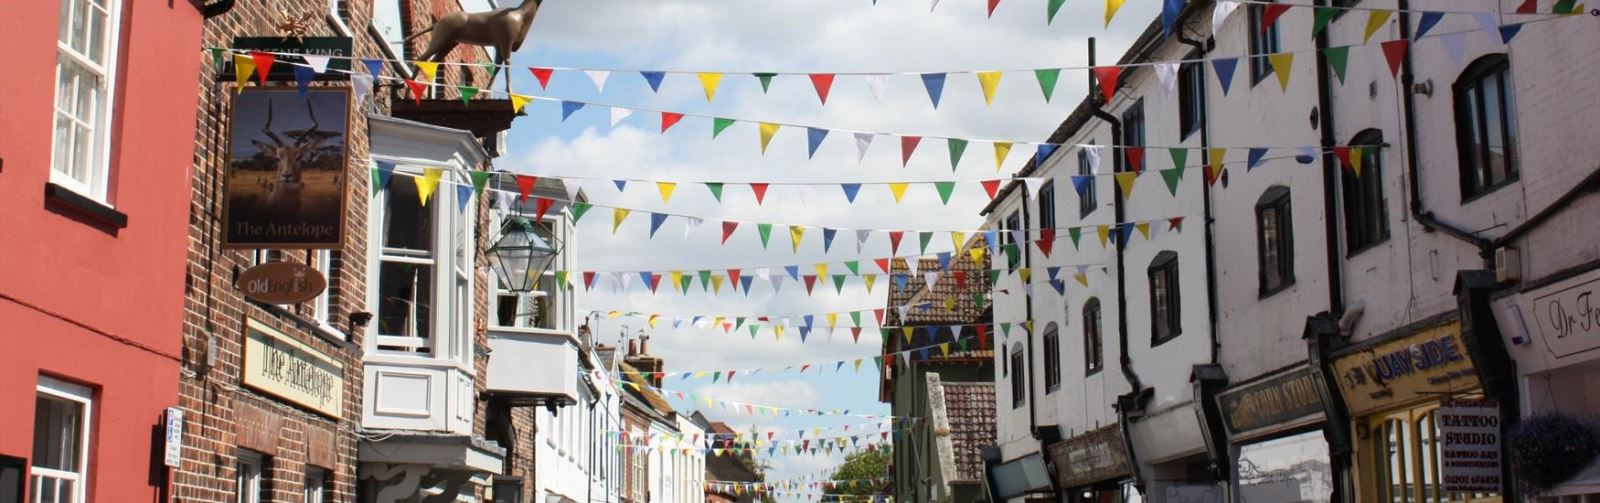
[618,361,675,417]
[940,382,997,482]
[885,235,993,326]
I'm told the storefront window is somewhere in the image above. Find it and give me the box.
[1235,430,1332,502]
[1368,405,1500,503]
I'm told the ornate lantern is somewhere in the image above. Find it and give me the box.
[485,216,561,293]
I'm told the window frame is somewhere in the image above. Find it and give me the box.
[32,376,94,503]
[1009,343,1026,409]
[1043,323,1061,393]
[1148,251,1182,345]
[311,249,338,333]
[50,0,125,204]
[235,450,264,503]
[1256,186,1295,296]
[1453,54,1520,200]
[1343,130,1390,255]
[1121,101,1146,169]
[304,467,327,503]
[368,162,475,362]
[1179,57,1206,140]
[1077,146,1097,218]
[1247,0,1283,86]
[1084,298,1103,375]
[1037,182,1056,235]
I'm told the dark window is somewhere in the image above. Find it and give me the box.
[1010,343,1026,408]
[1149,251,1182,344]
[1454,54,1519,198]
[1248,0,1282,85]
[1179,59,1206,139]
[1078,147,1097,218]
[1084,298,1103,374]
[1257,186,1295,296]
[1044,323,1061,393]
[1038,182,1056,232]
[1343,130,1390,254]
[1122,101,1146,158]
[1004,211,1022,269]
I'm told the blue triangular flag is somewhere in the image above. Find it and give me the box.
[926,326,939,339]
[1415,12,1444,39]
[1035,144,1059,166]
[1071,175,1093,195]
[740,276,755,293]
[936,252,952,271]
[373,160,396,190]
[985,231,1000,254]
[640,71,665,92]
[823,228,838,252]
[807,127,829,159]
[803,314,814,327]
[639,271,654,286]
[1247,148,1268,171]
[1213,57,1239,96]
[1051,279,1066,295]
[895,275,908,290]
[649,212,668,237]
[1162,0,1185,37]
[294,65,316,99]
[456,185,473,213]
[785,265,800,280]
[841,183,862,203]
[561,100,585,121]
[614,179,628,192]
[362,58,383,76]
[1499,23,1523,44]
[799,326,810,342]
[1118,224,1136,245]
[921,73,947,108]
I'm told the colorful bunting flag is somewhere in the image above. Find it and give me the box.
[976,71,1002,106]
[699,73,723,101]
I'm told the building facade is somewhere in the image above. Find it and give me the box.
[0,1,205,502]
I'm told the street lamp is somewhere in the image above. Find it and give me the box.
[486,216,561,293]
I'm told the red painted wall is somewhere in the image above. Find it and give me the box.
[0,0,203,501]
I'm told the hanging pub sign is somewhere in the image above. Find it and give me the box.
[1330,321,1480,417]
[223,37,352,81]
[222,88,351,248]
[1438,398,1502,493]
[1047,425,1130,488]
[236,261,326,304]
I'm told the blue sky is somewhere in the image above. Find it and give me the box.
[491,0,1159,497]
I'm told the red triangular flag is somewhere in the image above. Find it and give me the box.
[648,274,663,293]
[1260,4,1291,34]
[1091,66,1121,105]
[516,175,537,202]
[728,268,742,289]
[977,325,989,349]
[954,270,968,289]
[1515,0,1537,13]
[851,327,862,342]
[249,51,275,84]
[1380,40,1408,78]
[888,231,905,254]
[981,179,1001,200]
[803,275,818,295]
[1126,147,1145,173]
[582,272,596,290]
[404,79,426,104]
[809,74,835,104]
[1332,146,1353,170]
[529,67,553,88]
[750,183,769,204]
[874,258,890,273]
[1168,216,1187,231]
[722,221,739,244]
[534,197,555,222]
[873,309,886,324]
[900,136,922,166]
[988,0,1002,17]
[661,112,684,133]
[1035,229,1055,258]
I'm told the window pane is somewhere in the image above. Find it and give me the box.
[53,115,77,180]
[85,2,108,64]
[1481,76,1508,186]
[383,179,434,252]
[1499,70,1518,177]
[377,262,433,339]
[68,0,89,56]
[58,0,73,45]
[32,396,82,472]
[1463,87,1485,189]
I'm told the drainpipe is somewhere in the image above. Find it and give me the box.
[1396,0,1495,267]
[1172,30,1223,367]
[1312,0,1345,316]
[1021,172,1040,440]
[1087,39,1141,399]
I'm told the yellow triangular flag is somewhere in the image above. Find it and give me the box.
[698,72,723,102]
[815,264,828,277]
[1073,273,1090,287]
[993,142,1013,170]
[774,325,784,339]
[613,208,631,233]
[759,122,780,154]
[826,313,838,329]
[975,71,1003,106]
[1364,10,1393,42]
[903,327,915,343]
[1115,172,1139,199]
[710,275,724,294]
[1105,0,1127,26]
[944,298,957,310]
[1097,225,1111,248]
[790,226,806,252]
[969,247,986,265]
[669,271,684,293]
[657,181,677,203]
[863,274,877,293]
[1136,222,1151,239]
[510,94,533,113]
[854,359,863,372]
[888,183,910,203]
[1024,320,1035,333]
[939,343,951,357]
[415,61,439,81]
[1351,147,1366,177]
[1208,148,1228,183]
[232,54,256,92]
[607,311,621,318]
[951,231,966,252]
[1019,267,1031,283]
[1268,53,1294,91]
[416,168,443,206]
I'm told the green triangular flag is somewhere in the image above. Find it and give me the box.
[918,232,934,254]
[1047,0,1067,23]
[987,269,1001,285]
[833,275,847,294]
[705,182,724,201]
[479,62,499,79]
[881,328,893,343]
[571,202,593,222]
[850,311,862,327]
[1325,46,1350,84]
[698,270,712,291]
[1000,322,1013,337]
[209,47,226,69]
[370,168,385,195]
[712,372,721,383]
[1034,68,1061,102]
[946,139,968,171]
[972,292,986,308]
[554,270,569,289]
[736,317,747,330]
[1161,166,1186,196]
[934,182,956,204]
[712,118,736,139]
[457,85,479,105]
[845,261,860,275]
[1312,7,1339,39]
[758,223,773,249]
[753,73,776,93]
[469,170,492,195]
[1068,227,1083,249]
[1003,244,1019,267]
[1553,0,1579,13]
[680,273,693,292]
[750,324,760,338]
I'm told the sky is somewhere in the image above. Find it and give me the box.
[493,0,1159,497]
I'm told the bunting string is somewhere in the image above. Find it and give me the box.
[612,378,913,419]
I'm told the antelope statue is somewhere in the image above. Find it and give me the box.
[406,0,543,92]
[252,99,330,220]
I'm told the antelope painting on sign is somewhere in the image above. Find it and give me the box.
[223,88,350,248]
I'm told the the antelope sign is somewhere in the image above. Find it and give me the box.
[223,88,350,248]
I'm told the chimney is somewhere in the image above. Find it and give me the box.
[639,336,649,355]
[627,339,638,356]
[624,334,664,388]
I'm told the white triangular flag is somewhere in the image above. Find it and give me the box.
[619,272,635,292]
[924,272,939,289]
[905,258,920,277]
[758,268,773,282]
[1441,32,1468,69]
[352,74,374,101]
[930,0,941,12]
[1023,283,1035,297]
[1010,230,1025,247]
[495,190,515,217]
[854,132,875,162]
[1086,146,1104,174]
[565,179,584,202]
[586,70,611,92]
[770,274,786,294]
[302,55,331,73]
[897,304,911,321]
[856,230,873,253]
[1472,13,1501,44]
[611,107,633,127]
[864,75,890,102]
[1023,177,1046,198]
[683,217,704,237]
[1213,1,1240,36]
[1155,62,1179,95]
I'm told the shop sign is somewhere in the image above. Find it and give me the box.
[236,261,326,304]
[242,318,344,417]
[1047,426,1130,488]
[163,407,183,467]
[222,87,351,249]
[234,400,282,452]
[223,37,352,81]
[1530,275,1600,359]
[1439,399,1502,493]
[1215,365,1324,437]
[1331,322,1480,417]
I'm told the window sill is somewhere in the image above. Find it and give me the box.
[1086,368,1103,377]
[1345,236,1389,259]
[1461,175,1521,204]
[1151,332,1183,348]
[45,182,126,229]
[1258,279,1296,299]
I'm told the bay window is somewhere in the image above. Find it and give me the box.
[370,163,475,361]
[489,201,573,332]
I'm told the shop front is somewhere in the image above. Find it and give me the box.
[1492,266,1600,497]
[1048,425,1140,503]
[1124,401,1222,502]
[1214,364,1334,502]
[1327,319,1502,503]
